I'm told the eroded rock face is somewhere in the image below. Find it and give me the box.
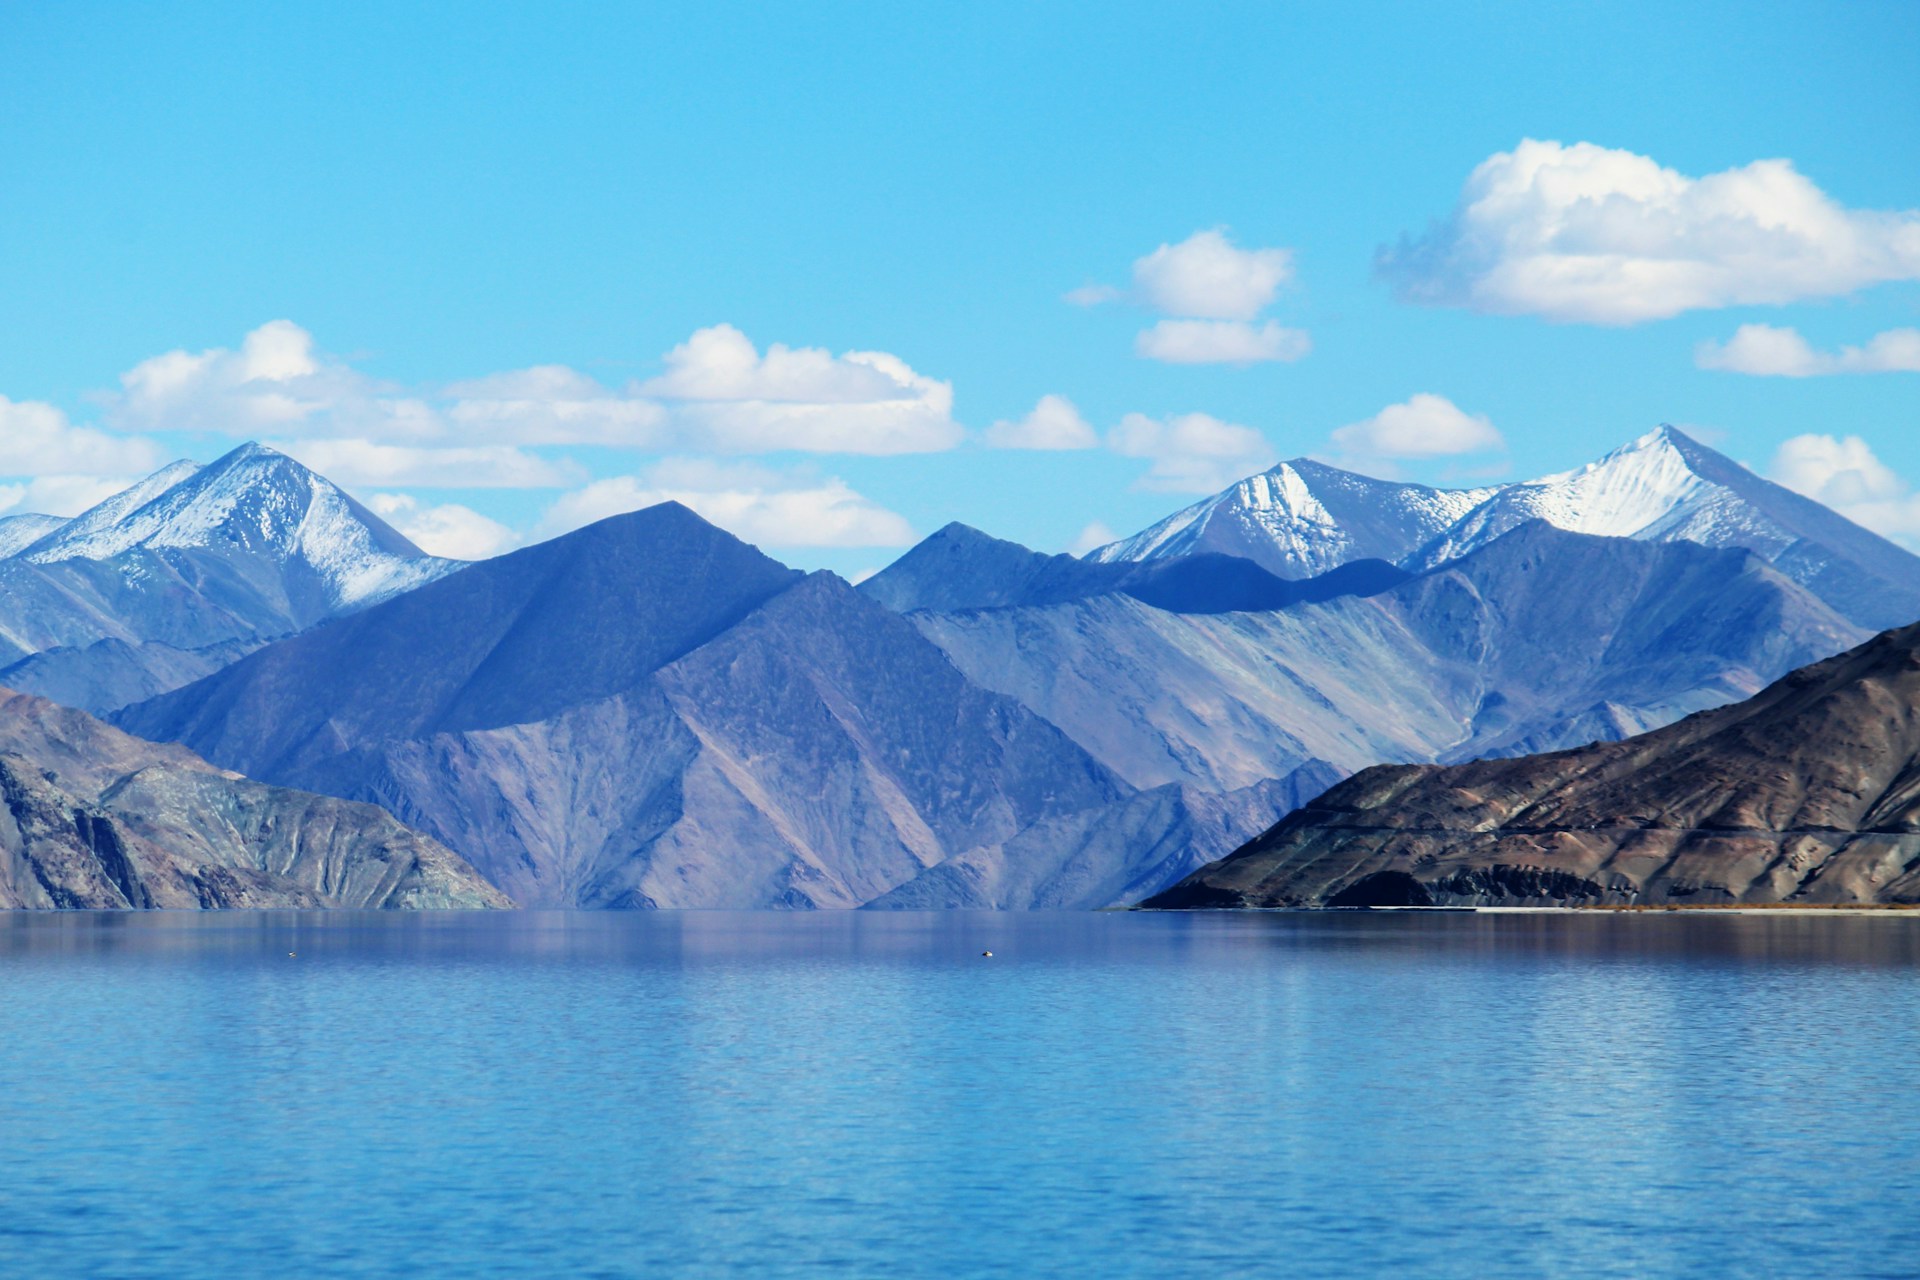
[0,689,507,909]
[1143,622,1920,909]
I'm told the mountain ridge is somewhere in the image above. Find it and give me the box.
[1091,425,1920,631]
[1140,620,1920,909]
[0,686,506,909]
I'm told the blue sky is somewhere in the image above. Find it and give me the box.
[2,0,1916,573]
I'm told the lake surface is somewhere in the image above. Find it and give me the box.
[2,910,1917,1279]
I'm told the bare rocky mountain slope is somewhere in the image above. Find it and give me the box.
[0,688,506,909]
[118,504,1334,909]
[1142,622,1920,909]
[121,501,1866,910]
[884,519,1865,787]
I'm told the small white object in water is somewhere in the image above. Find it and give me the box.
[981,950,993,957]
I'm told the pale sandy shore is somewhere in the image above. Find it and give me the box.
[1463,905,1920,916]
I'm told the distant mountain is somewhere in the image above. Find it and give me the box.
[0,443,459,714]
[0,687,505,909]
[860,522,1407,616]
[904,521,1866,791]
[120,504,1278,909]
[16,442,451,609]
[1091,426,1920,631]
[865,767,1342,910]
[1088,460,1493,579]
[1141,620,1920,910]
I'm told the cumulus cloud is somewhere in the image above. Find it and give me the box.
[1107,412,1276,493]
[105,320,963,457]
[1326,394,1504,465]
[1134,319,1311,365]
[0,395,166,477]
[0,475,149,519]
[1133,230,1295,320]
[113,319,441,439]
[1068,521,1117,556]
[1072,229,1311,365]
[1696,324,1920,376]
[537,459,916,549]
[442,366,668,446]
[1379,139,1920,324]
[273,439,576,488]
[365,494,520,560]
[637,326,961,455]
[984,395,1098,450]
[1770,433,1920,543]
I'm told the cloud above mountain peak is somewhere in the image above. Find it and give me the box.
[1379,139,1920,324]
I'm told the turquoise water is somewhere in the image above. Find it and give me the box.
[2,911,1917,1279]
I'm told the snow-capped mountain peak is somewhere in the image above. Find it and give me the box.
[1412,425,1720,564]
[1525,424,1709,536]
[18,459,204,563]
[21,443,458,609]
[1088,458,1494,578]
[1093,423,1920,631]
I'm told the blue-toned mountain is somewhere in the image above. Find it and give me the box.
[1091,426,1920,631]
[119,505,1307,909]
[1143,620,1920,909]
[0,443,458,713]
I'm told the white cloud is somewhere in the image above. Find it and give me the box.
[1133,229,1294,320]
[273,439,575,488]
[1135,319,1311,365]
[1327,394,1504,462]
[642,325,912,403]
[636,325,962,455]
[537,459,916,549]
[1379,139,1920,324]
[365,494,520,560]
[0,474,149,518]
[1107,412,1276,493]
[1068,521,1116,556]
[105,320,962,457]
[984,395,1098,450]
[1770,433,1920,543]
[1064,284,1122,307]
[0,395,166,477]
[443,366,668,445]
[1697,324,1920,376]
[1071,229,1312,365]
[113,319,441,439]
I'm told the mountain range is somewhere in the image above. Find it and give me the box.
[1141,620,1920,909]
[111,503,1343,908]
[1090,425,1920,631]
[0,443,457,714]
[2,421,1915,910]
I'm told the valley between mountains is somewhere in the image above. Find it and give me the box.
[5,424,1920,910]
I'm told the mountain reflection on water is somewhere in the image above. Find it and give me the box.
[3,910,1917,1279]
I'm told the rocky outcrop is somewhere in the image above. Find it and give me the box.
[0,688,507,909]
[120,506,1223,908]
[1141,622,1920,909]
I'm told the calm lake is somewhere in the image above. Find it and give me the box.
[2,910,1916,1279]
